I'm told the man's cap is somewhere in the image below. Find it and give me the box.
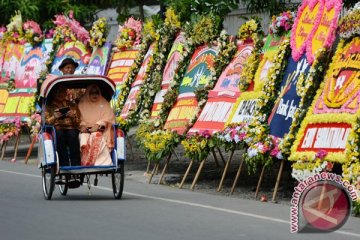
[58,58,79,70]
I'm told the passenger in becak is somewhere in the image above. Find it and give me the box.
[78,84,116,166]
[45,84,81,167]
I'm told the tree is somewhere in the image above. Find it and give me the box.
[0,0,115,27]
[159,0,239,22]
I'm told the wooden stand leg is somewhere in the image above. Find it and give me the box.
[1,141,8,161]
[172,150,181,161]
[13,134,21,161]
[272,159,285,202]
[255,165,266,199]
[154,163,159,175]
[158,153,172,184]
[216,147,226,165]
[190,159,206,191]
[230,159,244,194]
[25,135,37,164]
[179,159,194,189]
[146,161,151,174]
[148,162,159,184]
[217,149,235,192]
[211,149,220,168]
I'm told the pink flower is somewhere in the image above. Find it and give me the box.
[315,149,328,160]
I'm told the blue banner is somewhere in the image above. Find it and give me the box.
[268,54,310,138]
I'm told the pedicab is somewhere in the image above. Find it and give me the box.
[38,75,125,200]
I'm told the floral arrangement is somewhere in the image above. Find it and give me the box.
[269,11,296,36]
[0,117,22,144]
[3,11,24,43]
[114,17,142,51]
[217,123,249,151]
[238,18,263,43]
[23,20,43,46]
[338,3,360,40]
[29,113,41,138]
[141,129,181,162]
[52,11,90,47]
[237,19,264,91]
[292,160,333,182]
[89,18,108,48]
[181,131,217,162]
[164,8,181,29]
[186,14,221,46]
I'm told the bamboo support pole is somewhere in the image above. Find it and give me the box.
[217,149,235,192]
[230,159,244,194]
[1,141,8,160]
[216,147,226,165]
[255,165,266,199]
[13,134,21,161]
[148,162,159,184]
[272,159,285,202]
[158,153,172,184]
[25,136,37,164]
[211,149,220,168]
[190,159,206,191]
[179,159,194,189]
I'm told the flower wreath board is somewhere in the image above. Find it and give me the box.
[151,32,186,119]
[85,42,112,75]
[227,35,285,127]
[188,40,254,135]
[106,47,140,86]
[50,41,91,75]
[163,44,219,134]
[16,39,53,89]
[121,42,155,118]
[267,0,341,155]
[248,0,342,198]
[1,43,25,82]
[290,36,360,178]
[0,88,35,121]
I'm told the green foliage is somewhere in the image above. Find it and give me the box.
[0,0,114,27]
[241,0,299,16]
[160,0,239,22]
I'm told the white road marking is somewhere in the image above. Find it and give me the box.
[1,168,360,238]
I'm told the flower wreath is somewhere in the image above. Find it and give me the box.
[0,117,22,144]
[181,31,237,162]
[89,18,108,48]
[126,10,180,126]
[115,18,155,121]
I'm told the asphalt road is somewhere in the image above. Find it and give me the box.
[0,160,359,240]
